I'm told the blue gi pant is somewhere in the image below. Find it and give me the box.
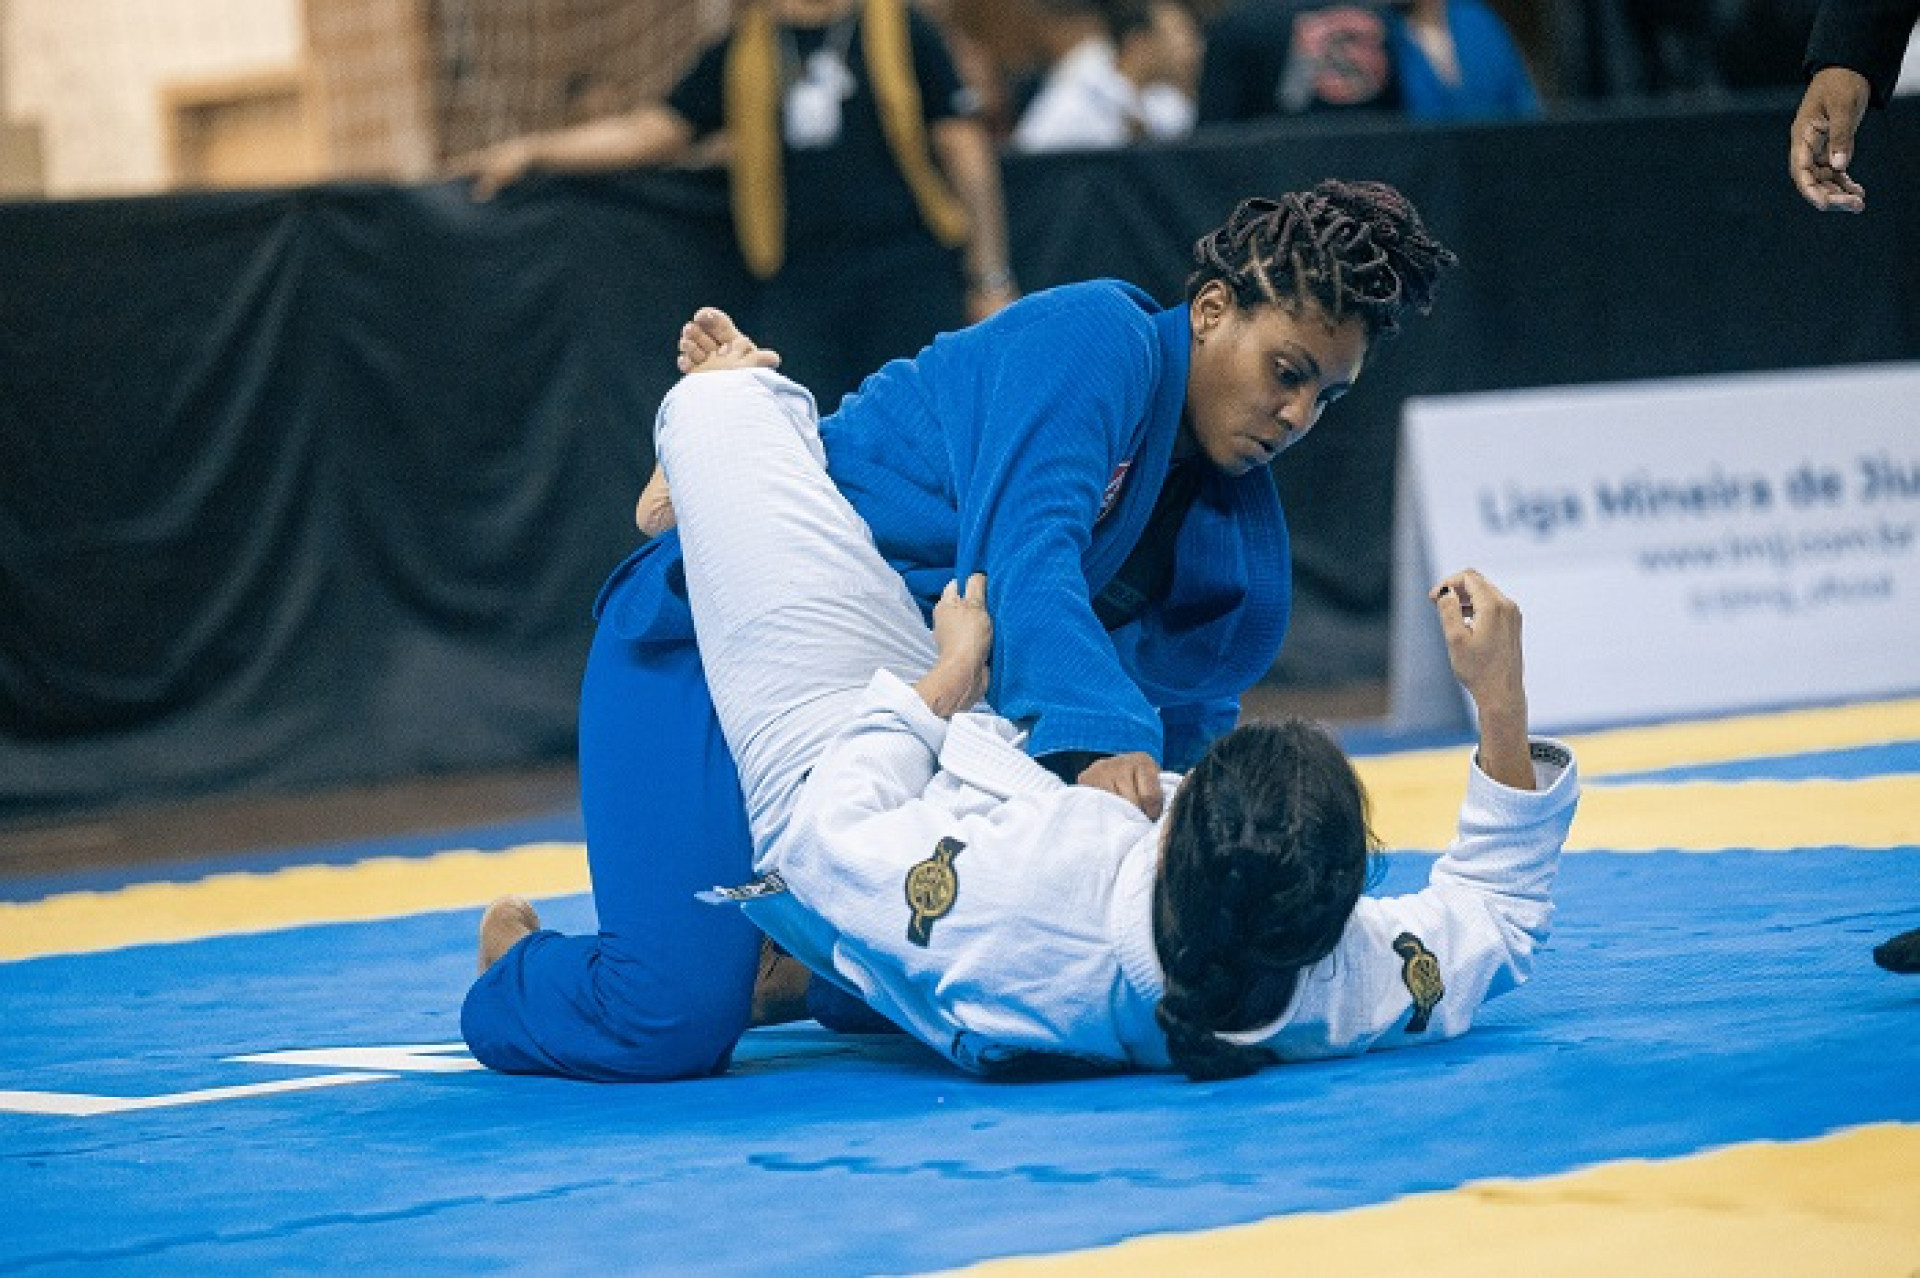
[460,617,760,1081]
[460,566,891,1082]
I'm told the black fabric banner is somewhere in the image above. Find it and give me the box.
[4,97,1916,817]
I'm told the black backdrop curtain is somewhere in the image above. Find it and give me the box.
[3,96,1916,818]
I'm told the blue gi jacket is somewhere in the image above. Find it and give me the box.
[601,279,1291,770]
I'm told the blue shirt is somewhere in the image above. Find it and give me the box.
[1392,1,1540,122]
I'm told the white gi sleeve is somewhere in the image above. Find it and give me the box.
[770,670,978,952]
[797,669,950,828]
[1225,739,1580,1060]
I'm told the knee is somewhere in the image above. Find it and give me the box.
[589,960,751,1081]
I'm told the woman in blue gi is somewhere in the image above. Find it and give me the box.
[485,353,1577,1081]
[461,180,1458,1080]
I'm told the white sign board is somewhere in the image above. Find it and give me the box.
[1389,364,1920,733]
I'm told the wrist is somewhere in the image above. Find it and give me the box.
[1474,693,1528,729]
[916,657,982,718]
[966,265,1016,294]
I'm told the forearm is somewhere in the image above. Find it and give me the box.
[995,588,1162,759]
[931,119,1015,294]
[914,657,982,720]
[522,106,693,175]
[804,671,947,828]
[1472,693,1534,793]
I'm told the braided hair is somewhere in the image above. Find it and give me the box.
[1186,181,1457,342]
[1152,720,1376,1082]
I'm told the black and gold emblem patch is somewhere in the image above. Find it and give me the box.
[1393,932,1444,1033]
[904,837,965,947]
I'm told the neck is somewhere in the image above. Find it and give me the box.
[1172,418,1198,461]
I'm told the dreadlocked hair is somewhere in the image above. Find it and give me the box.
[1186,181,1457,341]
[1152,720,1377,1082]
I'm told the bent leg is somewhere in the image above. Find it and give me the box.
[656,369,938,849]
[461,623,760,1081]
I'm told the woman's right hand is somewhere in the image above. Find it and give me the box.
[1431,569,1533,791]
[929,568,990,683]
[914,575,991,718]
[930,574,993,707]
[1429,569,1524,713]
[452,137,538,202]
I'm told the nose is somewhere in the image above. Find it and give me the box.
[1276,389,1319,440]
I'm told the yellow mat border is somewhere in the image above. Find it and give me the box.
[0,844,589,962]
[6,698,1917,962]
[934,1123,1920,1277]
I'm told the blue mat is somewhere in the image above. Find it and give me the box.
[5,844,1916,1275]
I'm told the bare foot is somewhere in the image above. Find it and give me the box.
[477,896,540,973]
[638,310,783,535]
[677,307,781,375]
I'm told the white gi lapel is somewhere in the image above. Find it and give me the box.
[936,713,1063,799]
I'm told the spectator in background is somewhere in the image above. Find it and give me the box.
[1715,0,1820,92]
[458,0,1017,405]
[1550,0,1720,99]
[1789,0,1920,213]
[1198,1,1403,123]
[1617,0,1722,93]
[1785,0,1920,979]
[1011,0,1203,151]
[1391,0,1542,119]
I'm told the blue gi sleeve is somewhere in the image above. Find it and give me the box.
[1159,697,1239,773]
[950,291,1166,762]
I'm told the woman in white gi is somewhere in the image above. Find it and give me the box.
[492,345,1580,1080]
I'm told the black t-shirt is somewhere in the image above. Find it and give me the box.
[667,8,974,242]
[1198,0,1403,123]
[1092,459,1205,632]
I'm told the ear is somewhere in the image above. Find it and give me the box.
[1190,279,1231,340]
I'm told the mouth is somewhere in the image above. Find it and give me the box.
[1243,434,1283,464]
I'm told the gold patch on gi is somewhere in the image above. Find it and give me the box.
[904,837,965,947]
[1393,932,1444,1032]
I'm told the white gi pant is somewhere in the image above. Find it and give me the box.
[654,369,942,857]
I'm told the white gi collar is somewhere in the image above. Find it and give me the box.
[935,711,1064,799]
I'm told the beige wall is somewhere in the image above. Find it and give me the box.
[4,0,304,196]
[0,0,47,195]
[0,0,742,196]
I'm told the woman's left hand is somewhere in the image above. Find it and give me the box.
[1077,751,1164,819]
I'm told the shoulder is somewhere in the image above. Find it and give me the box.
[1009,279,1159,333]
[671,32,732,89]
[979,282,1162,382]
[902,2,955,48]
[667,37,732,132]
[1452,1,1518,42]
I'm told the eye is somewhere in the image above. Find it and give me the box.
[1274,360,1307,390]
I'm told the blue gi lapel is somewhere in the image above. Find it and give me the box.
[1081,300,1192,593]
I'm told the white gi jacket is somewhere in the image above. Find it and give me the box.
[740,669,1580,1076]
